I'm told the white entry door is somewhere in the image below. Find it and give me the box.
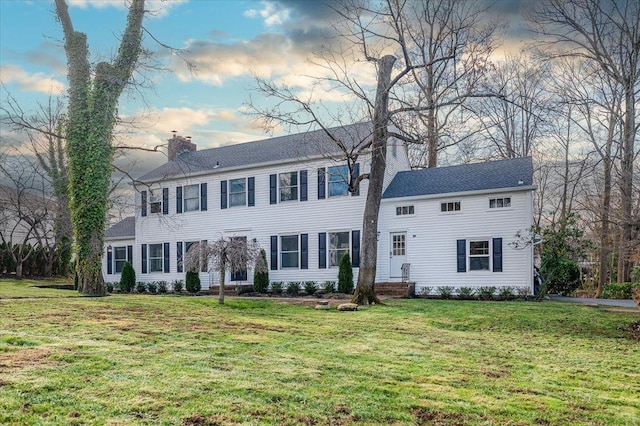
[390,232,407,278]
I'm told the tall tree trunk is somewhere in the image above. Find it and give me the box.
[352,55,396,306]
[596,157,612,297]
[219,263,226,305]
[426,69,438,168]
[617,85,636,283]
[55,0,145,295]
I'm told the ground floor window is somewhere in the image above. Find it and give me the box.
[469,240,490,270]
[329,231,350,267]
[281,235,299,268]
[149,243,163,272]
[114,246,127,273]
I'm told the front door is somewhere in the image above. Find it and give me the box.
[230,236,248,281]
[390,232,407,278]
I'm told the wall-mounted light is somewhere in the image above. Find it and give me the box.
[107,245,112,253]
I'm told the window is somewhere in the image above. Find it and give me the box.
[279,172,298,202]
[396,205,415,216]
[114,246,127,273]
[149,243,163,272]
[328,165,349,197]
[280,235,299,268]
[329,231,350,267]
[229,178,246,207]
[149,193,162,214]
[469,240,490,271]
[490,197,511,208]
[183,184,200,212]
[441,201,461,212]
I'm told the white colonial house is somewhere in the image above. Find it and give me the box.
[103,123,536,294]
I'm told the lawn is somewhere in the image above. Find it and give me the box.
[0,282,638,425]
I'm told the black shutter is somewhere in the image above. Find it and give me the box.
[270,236,278,270]
[317,168,326,200]
[221,180,227,209]
[107,249,113,275]
[270,174,277,204]
[301,233,308,269]
[351,163,360,196]
[300,170,308,201]
[176,186,183,214]
[351,230,360,267]
[248,177,255,206]
[162,188,169,214]
[318,232,327,269]
[141,190,147,217]
[127,245,133,264]
[456,239,466,273]
[493,238,503,272]
[141,244,147,273]
[177,242,183,273]
[163,243,170,273]
[200,183,207,211]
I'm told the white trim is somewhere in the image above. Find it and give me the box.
[383,185,537,203]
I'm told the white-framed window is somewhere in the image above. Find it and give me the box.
[149,243,163,272]
[441,201,461,212]
[469,240,490,271]
[329,231,350,267]
[149,193,162,214]
[229,178,246,207]
[489,197,511,208]
[328,165,349,197]
[279,172,298,202]
[280,235,299,268]
[183,184,200,212]
[396,205,415,216]
[114,246,127,273]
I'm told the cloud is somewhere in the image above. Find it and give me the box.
[67,0,188,18]
[0,65,65,94]
[243,1,291,27]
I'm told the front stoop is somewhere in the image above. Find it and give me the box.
[204,284,253,296]
[374,282,416,298]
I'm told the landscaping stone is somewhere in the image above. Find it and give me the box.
[337,303,358,311]
[315,303,331,310]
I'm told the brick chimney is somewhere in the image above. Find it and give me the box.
[168,134,196,161]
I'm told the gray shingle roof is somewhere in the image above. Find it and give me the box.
[139,122,373,182]
[382,157,534,199]
[105,217,135,239]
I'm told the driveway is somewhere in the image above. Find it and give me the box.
[549,295,637,308]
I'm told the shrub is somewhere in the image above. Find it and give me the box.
[323,281,335,293]
[516,286,531,299]
[104,282,114,293]
[338,253,354,294]
[477,286,497,301]
[602,282,640,299]
[304,281,317,295]
[271,281,283,294]
[157,280,168,294]
[147,281,158,294]
[286,281,300,295]
[437,286,454,299]
[633,287,640,308]
[630,265,640,283]
[498,286,515,301]
[253,249,269,293]
[172,279,184,293]
[185,271,201,293]
[136,281,147,293]
[420,287,433,297]
[541,257,581,296]
[457,287,475,300]
[119,261,136,293]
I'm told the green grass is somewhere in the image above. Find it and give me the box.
[0,278,78,299]
[0,281,638,425]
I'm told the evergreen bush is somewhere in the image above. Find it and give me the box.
[304,281,317,295]
[271,281,283,294]
[286,281,300,295]
[541,257,581,296]
[136,281,147,293]
[157,280,168,293]
[185,271,201,293]
[337,253,354,294]
[253,249,269,293]
[172,279,184,293]
[437,286,454,299]
[477,286,497,300]
[323,281,335,293]
[119,261,136,293]
[456,287,475,300]
[147,281,158,294]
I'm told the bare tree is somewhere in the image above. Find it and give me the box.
[528,0,640,282]
[251,0,497,304]
[184,237,262,305]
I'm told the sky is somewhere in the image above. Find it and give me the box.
[0,0,535,178]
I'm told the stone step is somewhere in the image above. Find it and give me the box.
[375,282,416,298]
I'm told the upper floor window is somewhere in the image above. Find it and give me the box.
[396,205,415,216]
[229,178,246,207]
[489,197,511,208]
[441,201,461,212]
[149,193,162,214]
[328,165,349,197]
[279,172,298,202]
[183,184,200,212]
[469,240,490,271]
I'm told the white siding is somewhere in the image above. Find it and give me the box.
[102,237,135,284]
[377,189,535,293]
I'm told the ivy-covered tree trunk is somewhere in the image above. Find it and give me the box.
[352,55,396,306]
[55,0,145,295]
